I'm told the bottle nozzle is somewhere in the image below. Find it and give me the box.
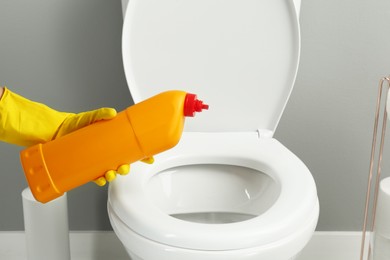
[184,93,209,117]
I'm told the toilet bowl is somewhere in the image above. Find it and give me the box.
[108,133,319,260]
[109,0,319,259]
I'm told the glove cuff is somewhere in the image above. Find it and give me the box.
[0,87,70,146]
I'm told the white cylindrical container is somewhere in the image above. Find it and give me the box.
[22,188,70,260]
[372,177,390,259]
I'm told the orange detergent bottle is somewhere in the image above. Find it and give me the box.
[20,90,208,203]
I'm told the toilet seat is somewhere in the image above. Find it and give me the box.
[108,132,319,251]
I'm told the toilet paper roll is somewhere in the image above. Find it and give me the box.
[374,177,390,238]
[22,188,70,260]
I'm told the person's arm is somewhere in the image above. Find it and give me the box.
[0,87,129,185]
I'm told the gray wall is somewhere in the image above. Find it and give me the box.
[0,0,389,231]
[0,0,131,230]
[275,0,390,231]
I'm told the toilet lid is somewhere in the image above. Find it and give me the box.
[122,0,300,133]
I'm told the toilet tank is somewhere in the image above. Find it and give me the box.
[121,0,301,135]
[121,0,301,18]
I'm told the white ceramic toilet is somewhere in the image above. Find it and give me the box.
[108,0,319,259]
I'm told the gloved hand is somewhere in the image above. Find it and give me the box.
[0,87,129,185]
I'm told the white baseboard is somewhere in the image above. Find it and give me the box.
[0,231,129,260]
[0,231,368,260]
[297,232,369,260]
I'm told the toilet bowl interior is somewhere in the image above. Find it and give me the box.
[146,164,281,224]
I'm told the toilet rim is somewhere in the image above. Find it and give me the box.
[108,133,318,251]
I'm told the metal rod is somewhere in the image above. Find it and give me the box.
[368,103,387,259]
[360,77,390,260]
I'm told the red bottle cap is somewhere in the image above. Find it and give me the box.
[184,93,209,117]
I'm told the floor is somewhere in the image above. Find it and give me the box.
[0,231,368,260]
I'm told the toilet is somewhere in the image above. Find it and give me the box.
[108,0,319,259]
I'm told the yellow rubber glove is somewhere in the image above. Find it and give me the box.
[0,87,130,185]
